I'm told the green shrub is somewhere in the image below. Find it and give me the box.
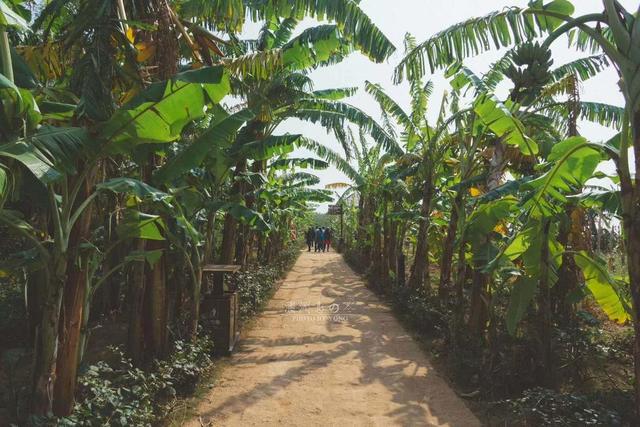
[157,336,213,395]
[53,246,300,426]
[503,388,623,426]
[233,267,278,320]
[0,276,27,349]
[56,336,213,426]
[231,245,301,320]
[390,285,447,336]
[57,348,171,427]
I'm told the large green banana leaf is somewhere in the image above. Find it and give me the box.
[523,136,601,217]
[153,109,253,184]
[98,66,230,153]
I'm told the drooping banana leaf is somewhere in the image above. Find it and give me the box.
[394,0,574,81]
[505,276,537,335]
[0,0,29,29]
[0,139,60,184]
[248,0,396,63]
[220,201,270,232]
[96,177,173,209]
[153,108,253,184]
[230,134,300,161]
[523,136,602,217]
[474,93,538,156]
[116,211,166,241]
[312,87,357,100]
[98,66,230,153]
[574,251,631,324]
[572,188,621,216]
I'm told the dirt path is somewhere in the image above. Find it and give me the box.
[185,251,481,427]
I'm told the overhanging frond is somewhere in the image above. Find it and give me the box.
[394,1,575,82]
[247,0,396,63]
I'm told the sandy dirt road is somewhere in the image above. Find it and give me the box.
[185,251,481,427]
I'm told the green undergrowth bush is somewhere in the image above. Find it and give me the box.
[497,387,624,426]
[56,349,171,427]
[389,285,448,337]
[51,245,301,426]
[232,244,301,320]
[343,248,369,275]
[341,249,634,425]
[56,337,212,426]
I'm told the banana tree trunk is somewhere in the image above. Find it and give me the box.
[144,238,168,360]
[238,161,262,265]
[439,191,463,302]
[468,266,489,334]
[104,209,125,315]
[220,160,247,264]
[536,219,553,387]
[126,238,169,366]
[453,231,468,322]
[203,211,217,264]
[468,141,506,332]
[235,222,247,265]
[381,201,395,284]
[555,205,588,322]
[219,213,237,264]
[52,177,95,415]
[623,111,640,416]
[627,218,640,416]
[0,30,13,82]
[30,270,64,415]
[127,239,147,366]
[356,194,371,258]
[386,202,399,280]
[408,175,433,289]
[52,265,87,416]
[187,263,202,341]
[371,214,383,285]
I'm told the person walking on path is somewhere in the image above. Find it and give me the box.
[320,227,328,252]
[314,227,324,252]
[324,228,332,252]
[305,227,314,252]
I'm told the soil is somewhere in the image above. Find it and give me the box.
[184,250,481,427]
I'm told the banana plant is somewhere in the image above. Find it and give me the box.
[394,1,640,410]
[0,62,233,414]
[539,3,640,412]
[216,15,400,266]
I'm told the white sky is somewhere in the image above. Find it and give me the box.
[248,1,635,211]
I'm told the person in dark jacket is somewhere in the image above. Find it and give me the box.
[314,227,324,252]
[320,227,327,252]
[324,228,332,251]
[305,227,315,252]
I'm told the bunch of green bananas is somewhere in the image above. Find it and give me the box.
[504,42,553,106]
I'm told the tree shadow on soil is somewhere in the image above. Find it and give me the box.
[193,254,476,427]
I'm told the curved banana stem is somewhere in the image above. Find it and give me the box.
[0,29,13,82]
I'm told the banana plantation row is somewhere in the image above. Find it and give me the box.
[0,0,639,424]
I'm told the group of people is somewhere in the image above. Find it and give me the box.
[305,227,332,252]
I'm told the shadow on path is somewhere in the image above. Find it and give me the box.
[185,251,481,427]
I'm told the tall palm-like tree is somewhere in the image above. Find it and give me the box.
[367,34,461,290]
[214,16,399,266]
[393,1,640,411]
